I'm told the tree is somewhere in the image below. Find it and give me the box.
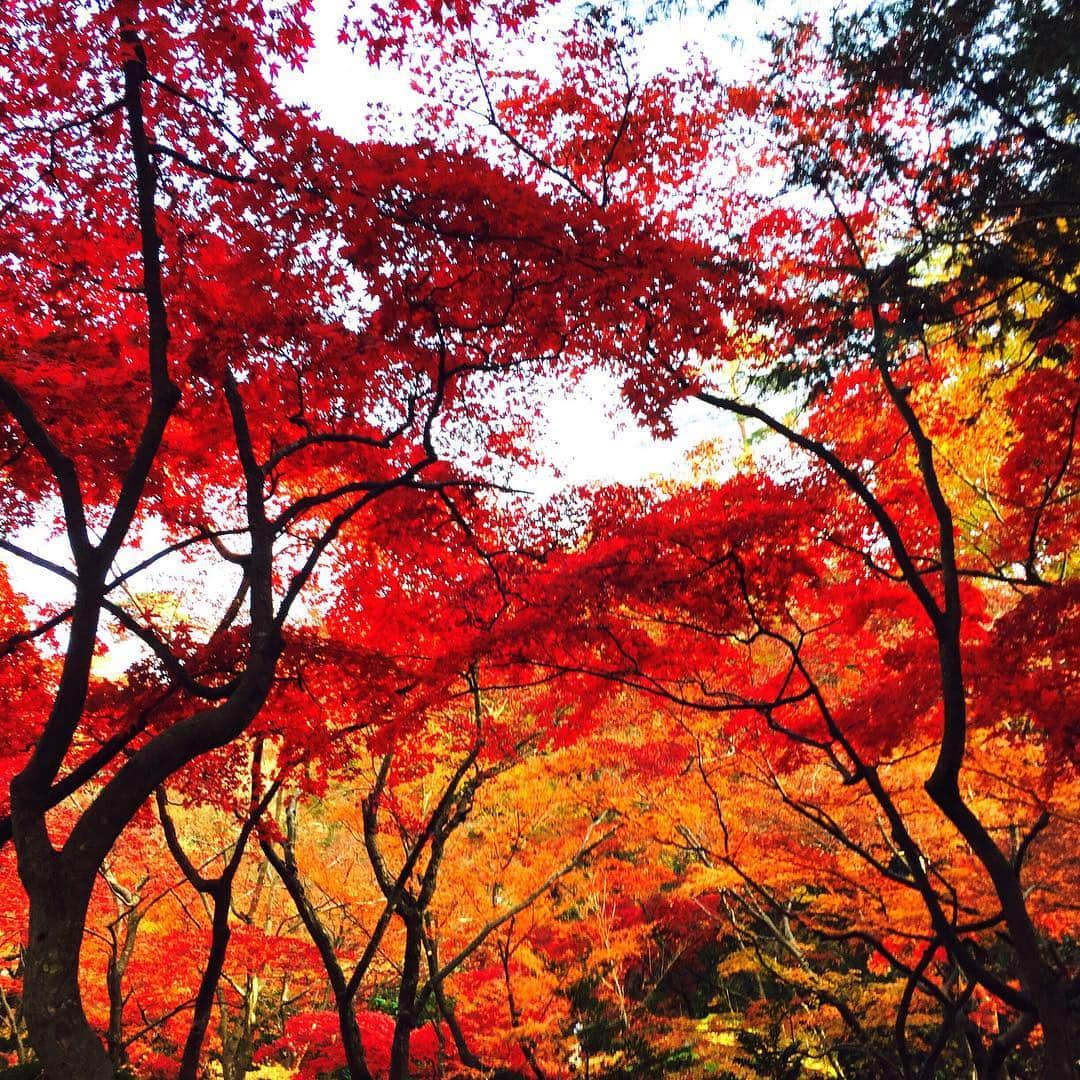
[828,0,1079,349]
[2,0,1075,1074]
[257,669,617,1079]
[359,1,1077,1070]
[154,742,282,1078]
[0,1,673,1071]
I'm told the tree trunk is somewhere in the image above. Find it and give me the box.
[389,911,423,1080]
[500,938,546,1080]
[105,945,127,1068]
[179,889,231,1080]
[929,632,1077,1080]
[21,864,111,1080]
[220,977,260,1080]
[335,990,371,1080]
[262,828,375,1080]
[425,937,486,1071]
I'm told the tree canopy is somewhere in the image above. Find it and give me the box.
[0,0,1076,1077]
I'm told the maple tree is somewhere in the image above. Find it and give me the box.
[383,0,1077,1073]
[0,0,1075,1076]
[0,0,645,1072]
[255,671,619,1080]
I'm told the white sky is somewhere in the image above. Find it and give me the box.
[275,0,800,138]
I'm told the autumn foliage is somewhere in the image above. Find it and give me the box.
[0,0,1076,1077]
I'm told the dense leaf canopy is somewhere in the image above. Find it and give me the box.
[0,0,1076,1077]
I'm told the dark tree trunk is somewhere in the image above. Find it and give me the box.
[426,934,485,1072]
[106,949,126,1068]
[104,878,142,1070]
[335,989,371,1080]
[389,911,423,1080]
[179,889,231,1080]
[21,861,111,1080]
[928,631,1077,1080]
[262,828,374,1080]
[500,936,547,1080]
